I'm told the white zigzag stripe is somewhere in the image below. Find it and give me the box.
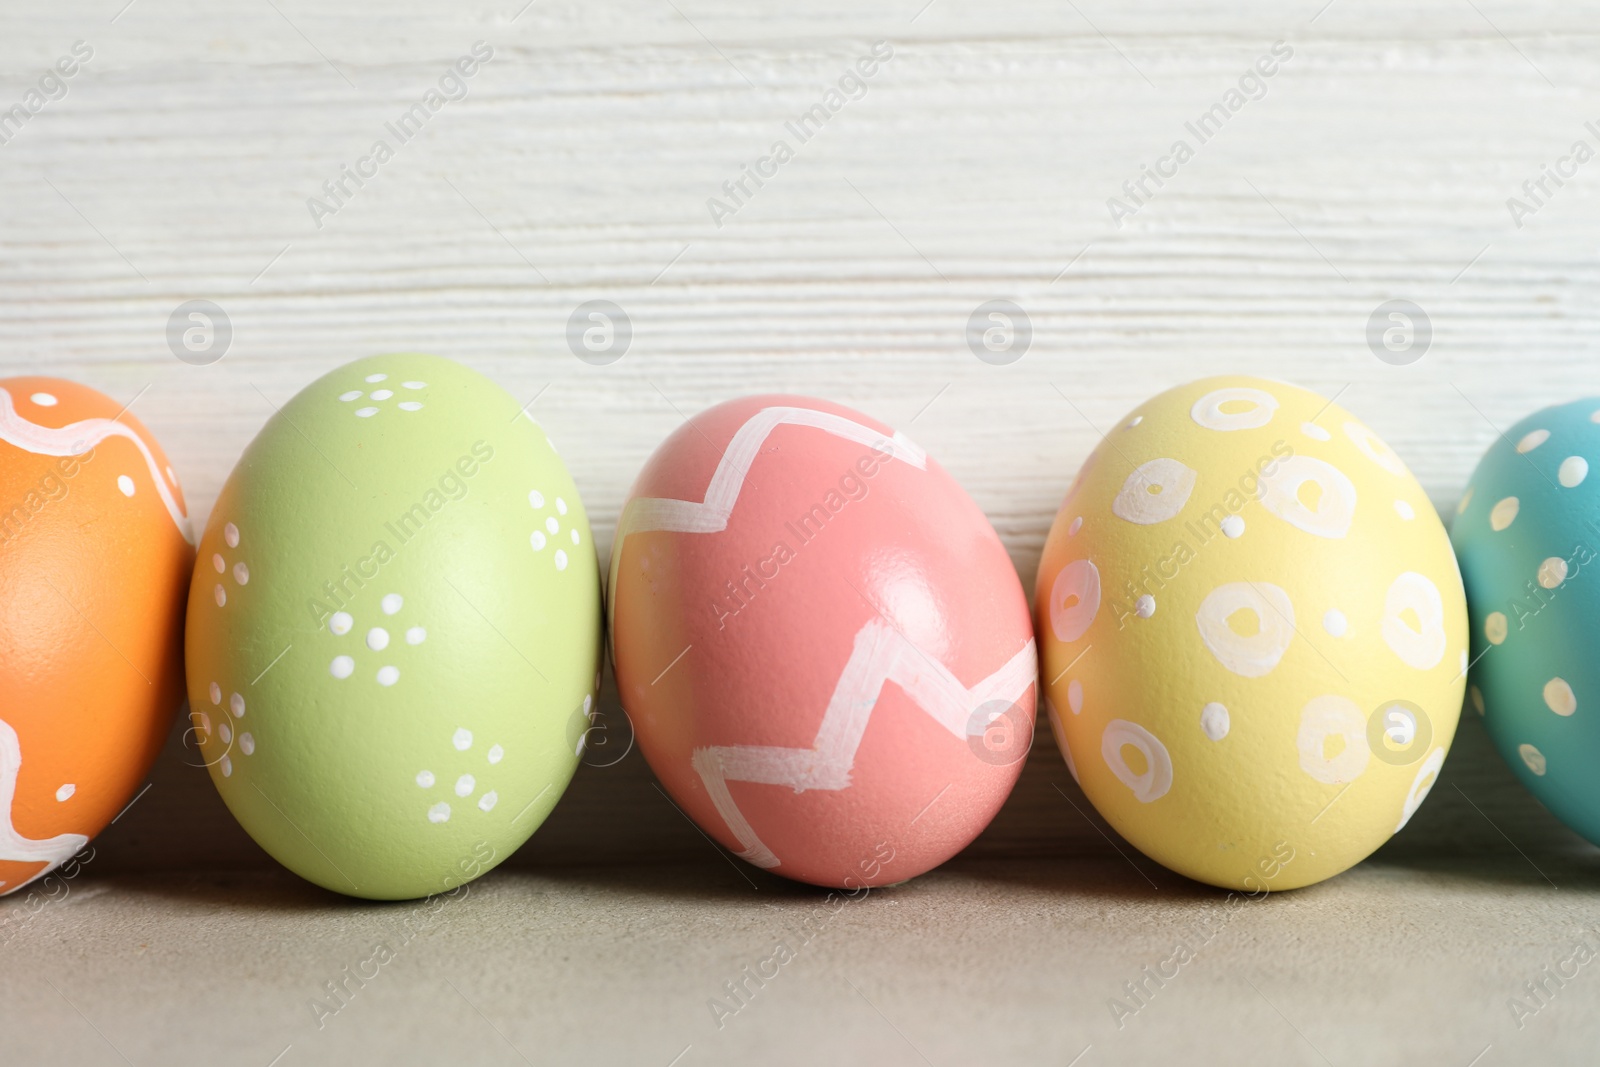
[0,387,194,544]
[692,618,1037,869]
[606,406,928,630]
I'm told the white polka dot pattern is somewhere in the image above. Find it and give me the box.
[414,729,508,825]
[338,372,426,418]
[529,488,581,570]
[325,593,425,688]
[1036,376,1467,891]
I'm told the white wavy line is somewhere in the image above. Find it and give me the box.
[692,619,1037,869]
[0,387,193,544]
[606,406,927,630]
[0,718,89,896]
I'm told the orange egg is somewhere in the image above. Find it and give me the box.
[0,377,192,896]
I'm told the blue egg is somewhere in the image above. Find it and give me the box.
[1453,399,1600,842]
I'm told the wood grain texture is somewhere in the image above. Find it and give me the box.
[2,0,1598,883]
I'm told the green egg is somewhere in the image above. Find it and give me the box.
[184,354,601,900]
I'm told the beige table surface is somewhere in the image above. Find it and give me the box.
[4,0,1600,1063]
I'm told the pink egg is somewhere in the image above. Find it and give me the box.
[608,395,1036,887]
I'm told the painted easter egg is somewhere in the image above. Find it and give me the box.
[1036,376,1467,891]
[0,378,192,896]
[185,354,600,900]
[1452,399,1600,844]
[608,395,1037,888]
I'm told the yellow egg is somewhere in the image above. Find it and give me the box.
[1036,376,1467,891]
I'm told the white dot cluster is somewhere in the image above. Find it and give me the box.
[201,681,255,777]
[211,522,248,607]
[528,488,578,571]
[338,373,427,418]
[327,592,425,686]
[416,727,504,824]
